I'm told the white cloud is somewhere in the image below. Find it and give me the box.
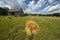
[0,0,26,9]
[48,4,60,11]
[18,0,26,6]
[42,4,60,13]
[0,1,5,7]
[4,5,11,9]
[28,0,35,8]
[48,0,55,3]
[24,0,35,13]
[17,0,27,9]
[0,1,11,9]
[42,6,51,12]
[24,0,45,13]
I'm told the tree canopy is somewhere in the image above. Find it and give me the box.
[0,7,9,15]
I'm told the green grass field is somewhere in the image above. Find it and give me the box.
[0,16,60,40]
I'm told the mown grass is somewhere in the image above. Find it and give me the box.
[0,16,60,40]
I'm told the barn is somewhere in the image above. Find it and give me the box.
[0,7,24,16]
[8,8,24,16]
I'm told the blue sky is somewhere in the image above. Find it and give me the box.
[0,0,60,14]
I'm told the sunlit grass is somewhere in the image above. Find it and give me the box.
[0,16,60,40]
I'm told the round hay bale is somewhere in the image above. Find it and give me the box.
[25,20,40,36]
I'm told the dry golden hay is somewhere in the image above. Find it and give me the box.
[25,20,40,36]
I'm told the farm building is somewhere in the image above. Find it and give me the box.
[0,7,24,16]
[8,8,24,16]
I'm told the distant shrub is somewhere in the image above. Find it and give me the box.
[8,16,12,19]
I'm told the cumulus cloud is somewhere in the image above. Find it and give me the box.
[24,0,45,13]
[42,4,60,13]
[42,6,51,12]
[24,0,35,13]
[4,5,11,9]
[48,4,60,11]
[0,1,11,9]
[24,0,60,14]
[17,0,27,10]
[48,0,55,3]
[0,0,26,9]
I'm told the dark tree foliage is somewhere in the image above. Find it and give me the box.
[52,13,60,17]
[0,7,9,16]
[24,13,28,16]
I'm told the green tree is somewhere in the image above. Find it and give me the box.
[0,7,9,16]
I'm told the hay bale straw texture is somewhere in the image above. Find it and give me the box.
[25,20,40,36]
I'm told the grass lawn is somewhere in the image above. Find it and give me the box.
[0,16,60,40]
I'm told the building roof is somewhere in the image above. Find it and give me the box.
[8,8,23,13]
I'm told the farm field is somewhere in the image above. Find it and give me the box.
[0,16,60,40]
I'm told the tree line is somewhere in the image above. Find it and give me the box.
[24,13,60,17]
